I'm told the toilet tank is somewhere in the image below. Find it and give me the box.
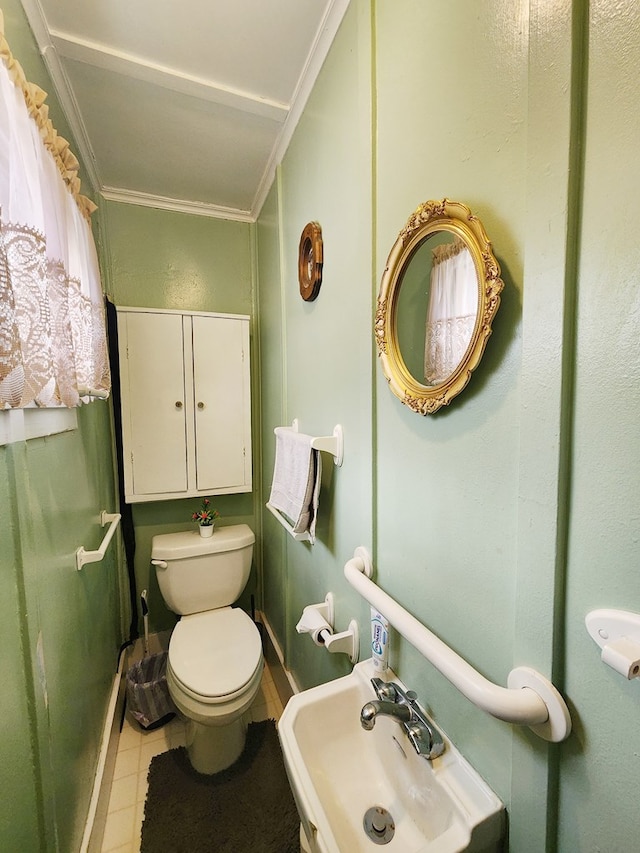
[151,524,255,616]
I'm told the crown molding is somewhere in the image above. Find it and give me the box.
[50,30,289,123]
[251,0,351,219]
[19,0,352,222]
[100,187,255,223]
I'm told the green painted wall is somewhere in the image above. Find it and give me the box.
[4,0,639,850]
[0,446,41,852]
[558,0,640,849]
[257,1,640,851]
[103,201,257,632]
[1,5,124,851]
[259,0,374,690]
[1,411,122,853]
[376,0,526,821]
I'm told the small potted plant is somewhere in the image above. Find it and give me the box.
[192,498,219,538]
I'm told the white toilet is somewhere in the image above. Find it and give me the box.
[150,523,263,774]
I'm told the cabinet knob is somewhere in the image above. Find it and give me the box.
[175,401,183,409]
[197,401,205,410]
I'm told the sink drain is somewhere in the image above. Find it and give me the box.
[363,806,395,845]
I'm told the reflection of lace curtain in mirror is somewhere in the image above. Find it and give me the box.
[424,238,476,385]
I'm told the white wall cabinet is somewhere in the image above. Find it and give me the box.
[116,307,251,503]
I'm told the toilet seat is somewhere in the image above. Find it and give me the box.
[168,607,262,704]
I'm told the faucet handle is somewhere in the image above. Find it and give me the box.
[370,678,399,702]
[404,721,446,759]
[384,681,414,705]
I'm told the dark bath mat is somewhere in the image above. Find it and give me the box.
[140,719,299,853]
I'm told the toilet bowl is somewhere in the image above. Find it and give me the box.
[151,524,263,774]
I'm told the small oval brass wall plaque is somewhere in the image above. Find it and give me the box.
[298,221,323,302]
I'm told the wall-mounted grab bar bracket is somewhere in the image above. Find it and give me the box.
[76,510,121,571]
[507,667,572,743]
[344,547,572,742]
[353,545,373,578]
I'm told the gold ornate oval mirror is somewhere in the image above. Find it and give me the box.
[375,199,504,414]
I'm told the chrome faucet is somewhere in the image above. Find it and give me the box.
[360,699,412,729]
[360,678,445,760]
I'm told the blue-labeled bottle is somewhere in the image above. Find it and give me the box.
[371,607,389,673]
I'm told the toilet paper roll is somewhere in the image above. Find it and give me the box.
[601,637,640,679]
[296,605,333,646]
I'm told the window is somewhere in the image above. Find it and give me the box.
[0,16,110,438]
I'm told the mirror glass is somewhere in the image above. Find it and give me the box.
[375,200,503,414]
[395,231,478,386]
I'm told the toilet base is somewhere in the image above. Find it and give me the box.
[185,713,248,775]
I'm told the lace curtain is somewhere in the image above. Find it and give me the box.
[424,238,477,385]
[0,16,110,408]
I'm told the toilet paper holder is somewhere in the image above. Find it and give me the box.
[296,593,360,663]
[585,609,640,680]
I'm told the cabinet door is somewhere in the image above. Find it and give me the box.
[192,315,251,491]
[120,312,188,496]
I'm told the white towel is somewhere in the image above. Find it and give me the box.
[269,427,322,542]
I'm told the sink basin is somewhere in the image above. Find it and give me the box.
[278,660,504,853]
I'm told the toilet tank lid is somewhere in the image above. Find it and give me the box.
[151,523,254,560]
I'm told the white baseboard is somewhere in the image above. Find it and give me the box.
[258,610,301,696]
[81,646,128,853]
[80,630,172,852]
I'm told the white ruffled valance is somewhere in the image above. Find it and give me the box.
[0,12,110,408]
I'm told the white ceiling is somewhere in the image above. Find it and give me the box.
[21,0,350,221]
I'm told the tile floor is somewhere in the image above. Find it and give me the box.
[100,660,285,853]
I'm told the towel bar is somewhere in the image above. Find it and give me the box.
[267,420,343,542]
[266,501,313,541]
[288,419,344,467]
[76,510,121,571]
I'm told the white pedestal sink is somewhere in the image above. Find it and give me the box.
[278,660,504,853]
